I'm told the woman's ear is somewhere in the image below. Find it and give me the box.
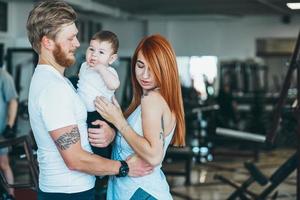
[41,36,54,50]
[109,54,118,65]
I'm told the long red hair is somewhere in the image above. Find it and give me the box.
[124,34,185,146]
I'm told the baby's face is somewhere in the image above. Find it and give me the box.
[86,39,114,67]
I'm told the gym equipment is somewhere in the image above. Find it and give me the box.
[164,146,193,186]
[6,48,38,96]
[220,60,268,94]
[216,128,266,143]
[6,48,38,121]
[164,146,194,200]
[215,29,300,199]
[164,104,219,200]
[266,29,300,199]
[190,104,219,163]
[215,152,297,200]
[0,135,38,199]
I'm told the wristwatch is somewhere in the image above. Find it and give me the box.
[116,160,129,177]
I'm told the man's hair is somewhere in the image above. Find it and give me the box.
[26,0,77,53]
[91,30,119,54]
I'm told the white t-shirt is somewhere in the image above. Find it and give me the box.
[77,62,118,112]
[28,64,95,193]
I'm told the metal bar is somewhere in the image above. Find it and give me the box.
[214,175,257,199]
[192,104,219,113]
[257,152,297,199]
[216,127,266,143]
[297,35,300,200]
[0,135,38,190]
[24,137,39,189]
[266,30,300,144]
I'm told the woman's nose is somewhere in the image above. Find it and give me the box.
[143,69,150,78]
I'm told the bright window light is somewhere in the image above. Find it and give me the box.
[189,56,218,100]
[287,3,300,10]
[176,56,219,101]
[176,56,191,87]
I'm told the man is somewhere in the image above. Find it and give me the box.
[0,55,18,199]
[26,1,151,199]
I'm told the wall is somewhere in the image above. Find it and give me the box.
[2,0,300,96]
[100,19,146,57]
[3,1,300,60]
[142,16,300,93]
[144,16,300,59]
[0,1,33,48]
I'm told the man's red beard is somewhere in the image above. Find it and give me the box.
[53,43,76,68]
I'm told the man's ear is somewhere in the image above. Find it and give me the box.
[41,36,55,50]
[109,54,118,65]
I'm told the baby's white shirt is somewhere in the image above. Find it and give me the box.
[77,62,118,111]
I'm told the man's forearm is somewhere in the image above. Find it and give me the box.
[52,125,120,176]
[7,99,18,127]
[50,124,152,178]
[70,150,121,176]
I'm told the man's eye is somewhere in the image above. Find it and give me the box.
[69,36,77,41]
[89,47,94,51]
[99,51,104,54]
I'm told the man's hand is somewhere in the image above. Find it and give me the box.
[88,120,115,148]
[126,154,153,177]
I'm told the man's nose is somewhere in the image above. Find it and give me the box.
[74,37,80,48]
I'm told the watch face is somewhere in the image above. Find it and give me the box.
[118,161,129,177]
[121,168,127,176]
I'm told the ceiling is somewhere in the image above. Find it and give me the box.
[92,0,300,17]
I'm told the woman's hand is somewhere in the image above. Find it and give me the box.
[94,96,126,126]
[126,154,153,177]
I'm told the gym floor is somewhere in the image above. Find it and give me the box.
[10,143,296,200]
[10,118,297,200]
[166,148,296,200]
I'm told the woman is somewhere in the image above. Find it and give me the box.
[95,34,185,200]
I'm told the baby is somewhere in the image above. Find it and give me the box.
[77,30,120,158]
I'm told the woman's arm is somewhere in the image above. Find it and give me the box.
[95,93,167,166]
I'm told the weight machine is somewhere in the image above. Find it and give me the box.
[214,30,300,199]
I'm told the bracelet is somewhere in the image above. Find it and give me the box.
[120,123,130,133]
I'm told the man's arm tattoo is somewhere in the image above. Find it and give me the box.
[54,127,80,150]
[159,116,165,147]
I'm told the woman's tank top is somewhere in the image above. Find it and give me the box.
[107,105,175,200]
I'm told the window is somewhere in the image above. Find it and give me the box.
[0,1,7,32]
[88,20,94,40]
[177,56,218,100]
